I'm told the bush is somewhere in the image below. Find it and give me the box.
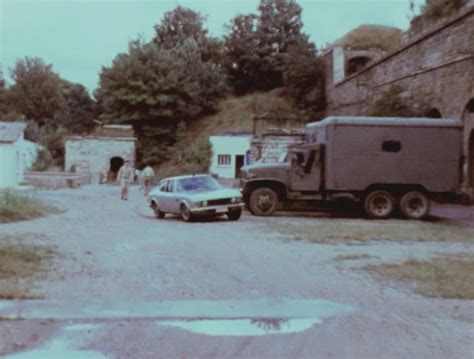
[32,148,55,171]
[410,0,468,32]
[0,190,60,223]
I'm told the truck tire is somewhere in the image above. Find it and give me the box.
[364,190,396,219]
[249,187,278,216]
[399,191,430,219]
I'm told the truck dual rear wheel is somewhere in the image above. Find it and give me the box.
[364,190,395,219]
[249,187,278,216]
[399,191,430,219]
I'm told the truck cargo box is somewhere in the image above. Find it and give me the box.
[306,117,463,193]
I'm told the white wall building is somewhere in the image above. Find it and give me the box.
[209,134,252,179]
[0,122,27,188]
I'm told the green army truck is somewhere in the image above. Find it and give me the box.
[240,116,463,219]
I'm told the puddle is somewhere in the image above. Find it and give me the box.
[6,324,107,359]
[159,318,321,336]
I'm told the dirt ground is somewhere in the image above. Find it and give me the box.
[0,184,473,358]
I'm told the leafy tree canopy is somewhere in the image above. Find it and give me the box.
[329,25,402,53]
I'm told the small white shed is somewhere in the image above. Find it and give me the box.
[0,122,27,188]
[210,133,252,179]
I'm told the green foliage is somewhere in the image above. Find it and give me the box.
[330,25,402,52]
[411,0,468,32]
[153,6,223,64]
[0,190,59,223]
[8,57,64,124]
[224,0,314,93]
[55,81,96,134]
[282,44,326,117]
[31,148,55,172]
[96,39,228,166]
[369,85,418,117]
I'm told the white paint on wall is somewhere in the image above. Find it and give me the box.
[0,133,25,188]
[210,135,252,179]
[333,46,345,84]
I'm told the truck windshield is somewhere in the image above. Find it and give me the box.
[278,151,289,163]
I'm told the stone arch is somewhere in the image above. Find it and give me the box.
[462,98,474,192]
[109,156,124,181]
[424,108,442,118]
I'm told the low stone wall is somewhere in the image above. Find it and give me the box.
[25,172,92,189]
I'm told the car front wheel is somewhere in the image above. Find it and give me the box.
[180,203,194,222]
[227,208,242,221]
[151,201,165,219]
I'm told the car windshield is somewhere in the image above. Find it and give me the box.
[176,176,222,193]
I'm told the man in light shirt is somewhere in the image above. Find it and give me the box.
[117,160,134,200]
[142,163,155,196]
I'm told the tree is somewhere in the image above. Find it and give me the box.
[55,81,96,134]
[95,39,228,164]
[254,0,310,90]
[224,0,313,92]
[154,6,223,64]
[0,69,6,116]
[8,57,64,124]
[282,44,326,117]
[223,14,260,93]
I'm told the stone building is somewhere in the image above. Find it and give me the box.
[250,112,306,163]
[322,3,474,192]
[65,122,136,183]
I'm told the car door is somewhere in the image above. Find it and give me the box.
[290,146,322,192]
[156,180,172,212]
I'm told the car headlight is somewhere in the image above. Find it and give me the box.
[231,197,242,203]
[197,201,208,207]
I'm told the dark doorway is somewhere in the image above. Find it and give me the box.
[424,108,442,118]
[469,131,474,187]
[235,155,245,178]
[347,56,372,76]
[109,156,124,181]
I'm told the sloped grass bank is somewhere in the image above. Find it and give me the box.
[0,190,60,223]
[0,234,56,299]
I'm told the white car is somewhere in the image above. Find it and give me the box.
[146,174,244,222]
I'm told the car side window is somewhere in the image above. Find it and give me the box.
[167,180,174,193]
[159,181,168,192]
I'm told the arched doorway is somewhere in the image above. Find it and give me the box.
[109,156,124,182]
[469,131,474,187]
[424,108,442,118]
[462,99,474,191]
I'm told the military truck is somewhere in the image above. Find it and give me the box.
[240,116,463,219]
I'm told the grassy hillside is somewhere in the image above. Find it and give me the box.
[157,90,297,178]
[329,25,402,53]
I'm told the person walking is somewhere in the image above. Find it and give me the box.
[117,160,134,200]
[142,163,155,196]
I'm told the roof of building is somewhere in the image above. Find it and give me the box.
[0,122,27,143]
[306,116,463,129]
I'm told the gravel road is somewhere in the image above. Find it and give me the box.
[1,184,473,358]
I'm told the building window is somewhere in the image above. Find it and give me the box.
[217,154,231,166]
[382,140,401,153]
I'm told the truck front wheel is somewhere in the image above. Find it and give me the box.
[249,187,278,216]
[399,191,430,219]
[364,190,396,219]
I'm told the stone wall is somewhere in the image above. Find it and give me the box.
[65,137,136,183]
[251,114,306,163]
[323,4,474,191]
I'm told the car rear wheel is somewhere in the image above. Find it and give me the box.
[249,187,278,216]
[364,190,395,219]
[227,208,242,221]
[400,191,430,219]
[151,201,165,219]
[180,203,194,222]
